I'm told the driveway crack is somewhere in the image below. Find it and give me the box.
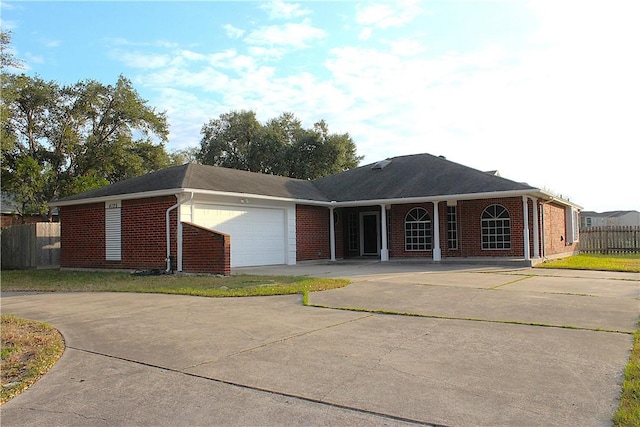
[183,313,375,370]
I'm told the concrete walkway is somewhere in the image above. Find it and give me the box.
[1,263,638,426]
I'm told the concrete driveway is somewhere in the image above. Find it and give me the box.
[1,263,638,426]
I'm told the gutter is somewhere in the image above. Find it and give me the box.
[49,186,581,212]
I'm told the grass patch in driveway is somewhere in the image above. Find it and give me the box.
[613,322,640,426]
[537,254,640,273]
[0,270,349,297]
[1,315,65,404]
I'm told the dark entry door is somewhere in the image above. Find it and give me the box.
[361,213,379,256]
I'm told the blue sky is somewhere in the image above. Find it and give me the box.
[2,0,639,212]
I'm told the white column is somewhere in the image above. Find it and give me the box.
[329,207,336,261]
[380,204,389,261]
[531,197,540,258]
[433,201,441,261]
[522,196,530,260]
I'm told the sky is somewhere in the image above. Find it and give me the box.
[2,0,639,212]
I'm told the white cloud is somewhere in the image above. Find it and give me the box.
[383,38,425,56]
[260,1,310,20]
[40,38,60,48]
[115,51,171,69]
[244,21,326,48]
[24,52,44,65]
[105,37,179,49]
[358,28,372,41]
[223,24,245,39]
[355,0,422,29]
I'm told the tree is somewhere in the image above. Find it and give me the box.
[197,110,262,170]
[1,72,171,221]
[1,31,24,71]
[197,111,362,179]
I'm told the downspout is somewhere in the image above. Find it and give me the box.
[165,192,194,272]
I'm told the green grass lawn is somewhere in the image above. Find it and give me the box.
[537,253,640,273]
[0,269,349,297]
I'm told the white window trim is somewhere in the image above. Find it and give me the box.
[405,207,432,251]
[481,204,511,250]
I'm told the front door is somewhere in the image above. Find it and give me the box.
[360,212,380,256]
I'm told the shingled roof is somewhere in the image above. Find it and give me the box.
[313,153,536,202]
[53,153,541,205]
[55,163,329,203]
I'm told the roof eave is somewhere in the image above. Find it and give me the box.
[330,189,574,208]
[49,187,331,208]
[182,188,330,206]
[49,189,185,207]
[49,187,582,210]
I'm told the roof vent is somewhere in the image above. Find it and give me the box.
[371,159,392,170]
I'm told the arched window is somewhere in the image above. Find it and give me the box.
[405,207,431,251]
[481,204,511,249]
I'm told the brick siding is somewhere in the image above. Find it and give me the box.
[60,202,106,268]
[182,222,230,275]
[60,195,178,270]
[296,204,331,261]
[543,202,578,256]
[455,197,526,257]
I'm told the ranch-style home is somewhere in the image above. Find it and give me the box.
[50,153,581,275]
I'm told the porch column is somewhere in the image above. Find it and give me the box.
[531,197,540,258]
[329,207,336,261]
[433,201,441,261]
[522,196,530,260]
[380,204,389,261]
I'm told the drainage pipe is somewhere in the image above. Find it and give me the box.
[165,192,194,272]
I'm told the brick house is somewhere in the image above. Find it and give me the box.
[50,153,581,275]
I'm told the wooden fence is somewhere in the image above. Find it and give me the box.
[1,222,60,269]
[579,226,640,254]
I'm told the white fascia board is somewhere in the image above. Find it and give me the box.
[50,186,581,210]
[535,190,583,210]
[49,189,182,207]
[329,189,544,208]
[182,188,330,206]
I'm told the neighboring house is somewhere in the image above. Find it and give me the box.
[1,192,58,227]
[50,153,581,275]
[580,210,640,228]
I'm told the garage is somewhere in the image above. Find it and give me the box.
[193,204,286,267]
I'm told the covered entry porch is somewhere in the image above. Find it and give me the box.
[328,196,542,263]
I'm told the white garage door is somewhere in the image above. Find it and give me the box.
[193,205,286,267]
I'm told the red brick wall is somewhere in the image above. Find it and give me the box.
[121,196,177,270]
[60,196,178,270]
[386,197,530,260]
[389,203,434,258]
[182,222,230,275]
[544,202,578,256]
[456,197,525,257]
[296,204,331,261]
[60,202,106,268]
